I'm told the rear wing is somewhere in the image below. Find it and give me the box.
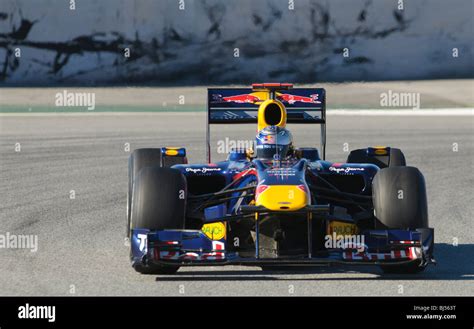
[206,87,326,162]
[208,88,325,124]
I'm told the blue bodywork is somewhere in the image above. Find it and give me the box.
[130,148,435,269]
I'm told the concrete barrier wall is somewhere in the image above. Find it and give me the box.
[0,0,472,85]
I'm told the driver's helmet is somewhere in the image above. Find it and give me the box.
[255,125,293,160]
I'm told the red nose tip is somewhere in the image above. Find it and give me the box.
[297,185,307,193]
[256,185,269,197]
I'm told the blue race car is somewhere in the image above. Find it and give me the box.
[127,83,435,275]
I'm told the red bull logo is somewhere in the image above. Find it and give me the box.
[222,94,261,103]
[212,90,322,105]
[263,135,276,143]
[278,93,321,104]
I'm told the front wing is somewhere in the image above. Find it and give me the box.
[131,228,435,268]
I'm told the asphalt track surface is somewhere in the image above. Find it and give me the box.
[0,112,473,296]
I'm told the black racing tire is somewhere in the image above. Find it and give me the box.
[127,149,163,237]
[372,166,429,274]
[132,167,186,230]
[127,148,186,237]
[372,167,428,230]
[133,263,180,275]
[380,260,426,274]
[388,148,406,167]
[131,166,187,275]
[347,147,406,168]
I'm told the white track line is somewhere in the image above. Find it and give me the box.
[327,108,474,116]
[0,108,472,116]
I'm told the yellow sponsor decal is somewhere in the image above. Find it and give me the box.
[165,149,179,156]
[201,222,226,240]
[328,221,359,236]
[373,146,388,155]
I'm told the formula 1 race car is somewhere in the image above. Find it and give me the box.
[127,83,435,275]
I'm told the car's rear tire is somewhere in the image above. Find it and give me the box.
[372,166,430,274]
[347,147,406,168]
[130,166,187,275]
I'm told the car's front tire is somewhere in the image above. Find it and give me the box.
[372,166,430,274]
[379,259,426,274]
[130,166,187,275]
[127,148,186,237]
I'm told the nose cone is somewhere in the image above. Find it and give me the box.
[255,185,309,211]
